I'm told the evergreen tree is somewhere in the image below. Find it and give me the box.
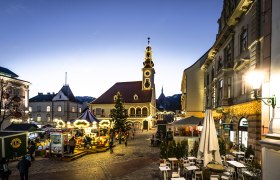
[110,92,128,144]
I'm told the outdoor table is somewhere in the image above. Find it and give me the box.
[187,156,196,165]
[168,157,178,169]
[206,163,225,173]
[159,166,171,180]
[185,165,199,179]
[227,160,246,178]
[171,178,186,180]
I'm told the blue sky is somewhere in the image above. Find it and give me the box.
[0,0,223,98]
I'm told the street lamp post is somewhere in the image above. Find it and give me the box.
[246,70,276,109]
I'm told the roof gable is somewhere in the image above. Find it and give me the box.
[0,66,18,78]
[91,81,152,104]
[53,91,69,101]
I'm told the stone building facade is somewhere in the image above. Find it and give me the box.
[29,85,83,127]
[201,0,271,160]
[0,67,31,129]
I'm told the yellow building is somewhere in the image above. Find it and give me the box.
[89,39,156,130]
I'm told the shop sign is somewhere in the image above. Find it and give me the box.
[223,123,233,130]
[11,138,22,148]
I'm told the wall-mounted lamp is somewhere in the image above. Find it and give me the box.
[246,70,276,108]
[197,121,203,132]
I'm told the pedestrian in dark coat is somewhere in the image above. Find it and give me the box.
[17,156,31,180]
[0,157,11,180]
[69,136,76,154]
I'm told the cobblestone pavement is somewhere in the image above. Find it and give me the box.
[8,129,162,180]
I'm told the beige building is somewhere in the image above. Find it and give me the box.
[201,0,271,160]
[89,39,156,130]
[0,66,31,129]
[259,0,280,179]
[29,85,83,127]
[181,51,208,118]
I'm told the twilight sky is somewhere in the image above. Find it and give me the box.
[0,0,223,98]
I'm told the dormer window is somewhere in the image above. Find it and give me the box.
[134,94,138,100]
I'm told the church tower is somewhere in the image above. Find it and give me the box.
[142,37,155,90]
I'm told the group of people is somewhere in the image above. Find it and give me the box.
[0,154,31,180]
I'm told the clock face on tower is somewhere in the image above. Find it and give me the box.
[144,70,150,77]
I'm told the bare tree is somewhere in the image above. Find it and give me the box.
[0,78,22,129]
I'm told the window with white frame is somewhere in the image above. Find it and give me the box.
[72,106,75,112]
[134,94,138,100]
[57,105,62,112]
[46,106,51,112]
[37,114,41,122]
[46,114,51,122]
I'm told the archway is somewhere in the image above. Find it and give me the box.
[143,120,148,130]
[238,117,248,148]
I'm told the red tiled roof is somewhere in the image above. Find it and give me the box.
[91,81,152,104]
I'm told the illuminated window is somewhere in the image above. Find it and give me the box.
[72,106,75,112]
[57,106,62,112]
[46,114,51,122]
[79,108,82,113]
[29,107,32,112]
[37,114,41,122]
[46,106,51,112]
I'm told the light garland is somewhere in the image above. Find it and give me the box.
[73,120,90,128]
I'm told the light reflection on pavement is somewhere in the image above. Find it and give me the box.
[8,128,160,180]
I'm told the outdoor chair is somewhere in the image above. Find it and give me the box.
[220,175,230,180]
[171,167,180,178]
[245,155,254,165]
[192,170,203,180]
[210,174,219,180]
[224,166,235,179]
[162,159,171,168]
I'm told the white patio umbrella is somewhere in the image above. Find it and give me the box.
[197,109,222,167]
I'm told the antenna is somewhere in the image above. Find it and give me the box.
[65,72,67,85]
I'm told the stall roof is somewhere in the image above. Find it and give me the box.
[72,109,100,123]
[172,116,204,125]
[0,131,27,137]
[4,123,39,132]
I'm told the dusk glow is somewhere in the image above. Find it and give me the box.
[0,0,223,98]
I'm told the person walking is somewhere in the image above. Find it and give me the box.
[69,136,76,154]
[17,156,31,180]
[0,158,11,180]
[124,136,128,147]
[28,141,35,161]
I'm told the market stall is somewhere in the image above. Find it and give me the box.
[0,131,28,159]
